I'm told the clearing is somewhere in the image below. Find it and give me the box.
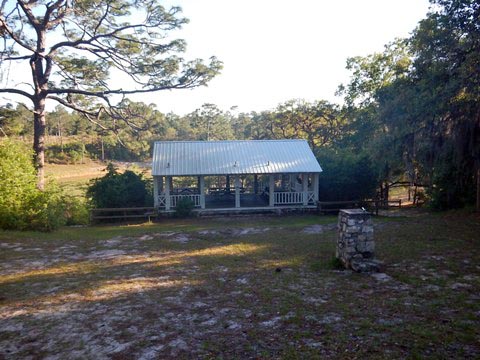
[45,161,149,198]
[0,211,479,359]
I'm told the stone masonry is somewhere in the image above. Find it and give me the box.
[336,209,382,272]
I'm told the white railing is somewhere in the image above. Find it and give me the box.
[307,191,315,204]
[171,194,201,207]
[157,194,201,208]
[273,191,316,205]
[274,192,304,204]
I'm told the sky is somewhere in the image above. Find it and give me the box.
[142,0,431,115]
[1,0,431,115]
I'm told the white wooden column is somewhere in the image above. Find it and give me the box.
[165,176,171,210]
[153,176,159,208]
[269,174,275,207]
[234,175,241,208]
[313,173,319,202]
[200,176,205,209]
[302,173,308,205]
[226,175,231,193]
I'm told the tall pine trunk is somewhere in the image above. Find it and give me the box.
[33,96,47,190]
[30,27,49,190]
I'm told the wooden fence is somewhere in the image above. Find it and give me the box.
[90,207,156,223]
[317,199,402,215]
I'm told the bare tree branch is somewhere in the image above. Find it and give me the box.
[0,88,33,100]
[0,16,35,53]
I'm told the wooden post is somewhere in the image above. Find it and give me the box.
[313,173,319,202]
[302,173,308,205]
[165,176,171,211]
[269,174,275,207]
[226,175,231,194]
[254,174,258,194]
[235,175,241,208]
[200,176,205,209]
[153,176,159,208]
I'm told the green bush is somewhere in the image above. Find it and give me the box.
[174,197,195,218]
[317,148,377,201]
[46,142,87,164]
[0,139,71,231]
[427,149,475,210]
[63,196,90,225]
[87,163,153,208]
[26,184,67,231]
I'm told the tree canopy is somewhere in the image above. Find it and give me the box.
[0,0,222,188]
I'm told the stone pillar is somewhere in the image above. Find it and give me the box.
[336,209,381,272]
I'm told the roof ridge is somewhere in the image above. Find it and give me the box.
[153,139,306,143]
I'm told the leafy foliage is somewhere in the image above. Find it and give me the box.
[0,140,80,231]
[87,164,153,208]
[338,0,480,208]
[317,148,377,201]
[174,198,195,218]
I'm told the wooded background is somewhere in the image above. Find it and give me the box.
[1,0,479,210]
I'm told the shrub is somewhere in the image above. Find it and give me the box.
[316,148,377,201]
[26,184,67,231]
[87,163,153,208]
[427,150,475,210]
[0,139,70,231]
[174,197,195,218]
[0,140,38,230]
[63,196,90,226]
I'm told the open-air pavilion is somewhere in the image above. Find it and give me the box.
[152,140,322,213]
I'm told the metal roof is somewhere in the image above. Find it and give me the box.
[152,140,322,176]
